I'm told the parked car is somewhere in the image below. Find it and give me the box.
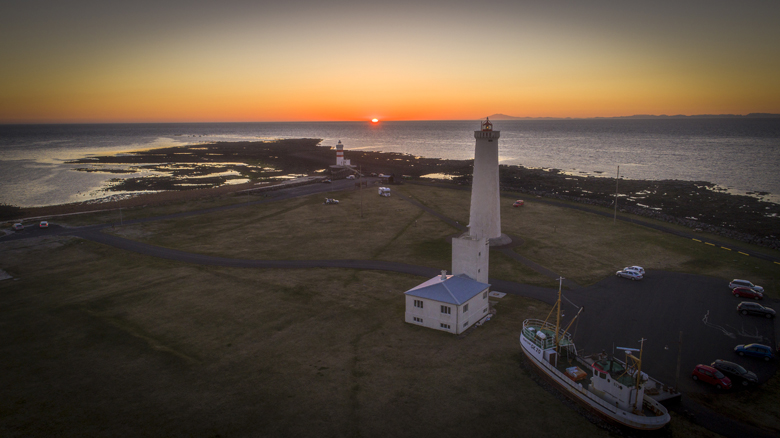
[729,279,764,293]
[737,302,775,319]
[12,223,23,231]
[734,344,774,361]
[512,200,524,207]
[711,359,758,386]
[732,287,762,300]
[691,364,732,389]
[39,221,49,228]
[322,179,332,183]
[346,175,356,180]
[323,198,339,205]
[616,269,643,281]
[623,266,645,275]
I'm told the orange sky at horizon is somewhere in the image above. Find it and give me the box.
[2,1,779,123]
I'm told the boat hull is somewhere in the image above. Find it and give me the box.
[520,334,670,430]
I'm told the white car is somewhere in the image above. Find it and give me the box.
[616,269,643,281]
[346,175,356,180]
[39,221,49,228]
[623,266,645,275]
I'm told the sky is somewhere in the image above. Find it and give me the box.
[1,0,779,123]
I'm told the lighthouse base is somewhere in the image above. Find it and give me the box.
[460,233,512,247]
[488,234,513,247]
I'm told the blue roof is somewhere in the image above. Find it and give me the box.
[404,274,490,305]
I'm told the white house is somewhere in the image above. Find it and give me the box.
[404,272,490,334]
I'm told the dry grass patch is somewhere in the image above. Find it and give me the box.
[489,250,558,287]
[51,192,267,227]
[373,210,457,268]
[502,200,687,285]
[108,190,428,261]
[398,184,471,225]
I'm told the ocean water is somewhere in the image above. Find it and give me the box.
[1,119,779,207]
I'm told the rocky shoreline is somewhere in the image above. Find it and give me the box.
[489,166,780,250]
[4,139,778,250]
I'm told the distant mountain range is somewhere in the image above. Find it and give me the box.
[486,113,780,120]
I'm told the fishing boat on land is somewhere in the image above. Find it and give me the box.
[519,278,677,430]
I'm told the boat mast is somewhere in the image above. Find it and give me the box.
[635,338,645,410]
[555,277,563,349]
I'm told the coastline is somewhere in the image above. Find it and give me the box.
[4,139,779,250]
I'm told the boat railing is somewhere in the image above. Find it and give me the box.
[522,319,574,350]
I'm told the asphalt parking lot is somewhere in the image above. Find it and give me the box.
[564,271,777,393]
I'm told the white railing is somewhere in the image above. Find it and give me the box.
[522,319,574,349]
[474,131,500,139]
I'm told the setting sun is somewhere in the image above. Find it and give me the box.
[371,118,379,123]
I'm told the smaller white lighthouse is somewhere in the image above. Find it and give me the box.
[336,140,345,166]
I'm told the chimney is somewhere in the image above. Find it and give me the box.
[440,270,447,280]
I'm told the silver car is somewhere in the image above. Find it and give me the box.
[616,269,643,281]
[623,266,645,275]
[729,279,763,293]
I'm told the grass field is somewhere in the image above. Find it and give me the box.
[0,236,620,437]
[400,184,780,292]
[3,181,777,437]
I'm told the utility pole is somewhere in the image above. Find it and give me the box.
[675,331,683,390]
[613,165,619,224]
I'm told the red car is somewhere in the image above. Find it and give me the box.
[733,287,762,300]
[692,364,732,389]
[512,200,524,207]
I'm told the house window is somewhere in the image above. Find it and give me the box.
[483,291,487,299]
[463,304,469,313]
[440,323,450,329]
[463,321,469,327]
[483,308,487,313]
[414,299,423,308]
[413,317,423,323]
[441,306,451,314]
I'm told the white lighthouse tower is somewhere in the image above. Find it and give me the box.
[450,118,510,284]
[468,118,510,246]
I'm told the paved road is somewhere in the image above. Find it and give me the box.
[3,179,778,437]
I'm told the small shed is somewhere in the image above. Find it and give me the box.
[379,173,399,184]
[404,272,490,334]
